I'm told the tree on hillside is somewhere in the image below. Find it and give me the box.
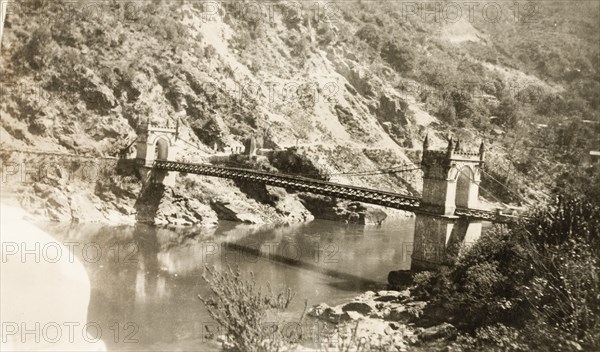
[380,39,415,74]
[356,24,381,49]
[494,95,519,128]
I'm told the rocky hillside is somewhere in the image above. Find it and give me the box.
[1,0,598,224]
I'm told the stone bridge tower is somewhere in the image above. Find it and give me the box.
[134,120,180,186]
[411,136,485,271]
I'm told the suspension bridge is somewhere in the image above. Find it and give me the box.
[118,122,527,269]
[3,121,526,270]
[116,122,523,224]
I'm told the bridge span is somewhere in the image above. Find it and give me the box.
[150,160,515,223]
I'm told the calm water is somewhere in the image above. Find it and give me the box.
[41,219,416,351]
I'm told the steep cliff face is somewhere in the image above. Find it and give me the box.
[1,1,597,223]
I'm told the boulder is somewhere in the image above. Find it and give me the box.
[387,306,410,322]
[388,270,413,288]
[384,322,404,336]
[308,303,330,318]
[33,182,53,197]
[342,302,374,315]
[322,306,346,323]
[375,290,401,302]
[406,301,427,310]
[344,310,363,321]
[418,323,457,341]
[308,303,350,323]
[210,200,264,224]
[397,289,411,300]
[375,295,400,302]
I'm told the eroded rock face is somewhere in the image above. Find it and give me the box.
[328,51,379,98]
[210,200,264,224]
[271,190,315,223]
[2,0,440,232]
[299,195,390,225]
[45,189,72,221]
[76,65,117,114]
[136,183,219,226]
[377,94,409,126]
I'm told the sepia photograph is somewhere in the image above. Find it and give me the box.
[1,1,599,351]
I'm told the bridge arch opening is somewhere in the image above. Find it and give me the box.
[154,137,169,161]
[455,166,473,208]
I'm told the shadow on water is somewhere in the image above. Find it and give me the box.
[38,217,416,351]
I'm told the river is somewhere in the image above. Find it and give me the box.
[40,218,416,351]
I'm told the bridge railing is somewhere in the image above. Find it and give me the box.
[152,160,521,222]
[153,160,422,198]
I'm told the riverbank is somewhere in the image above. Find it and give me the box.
[205,284,457,352]
[305,288,457,352]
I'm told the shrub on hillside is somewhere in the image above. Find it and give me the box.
[316,22,337,46]
[284,31,311,60]
[204,44,217,60]
[414,195,600,351]
[356,24,381,49]
[22,27,56,69]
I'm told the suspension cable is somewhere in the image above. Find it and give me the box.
[456,167,507,206]
[481,169,530,205]
[212,158,422,178]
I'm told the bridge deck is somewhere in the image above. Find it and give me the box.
[152,160,515,222]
